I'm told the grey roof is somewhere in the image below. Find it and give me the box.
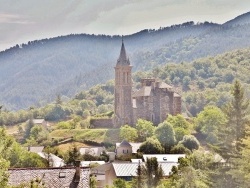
[133,86,152,97]
[8,167,90,188]
[33,119,45,124]
[113,163,138,176]
[116,41,130,66]
[130,143,142,153]
[38,152,65,167]
[79,147,105,156]
[112,162,178,177]
[143,154,185,163]
[25,146,44,153]
[117,140,132,147]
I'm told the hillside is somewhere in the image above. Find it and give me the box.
[1,12,250,110]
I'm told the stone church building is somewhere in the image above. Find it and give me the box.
[114,41,181,127]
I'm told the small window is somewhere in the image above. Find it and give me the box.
[59,172,66,178]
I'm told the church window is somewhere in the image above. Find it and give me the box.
[127,72,129,83]
[123,72,126,83]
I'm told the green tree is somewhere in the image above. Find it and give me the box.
[155,122,176,153]
[120,125,138,142]
[24,117,34,139]
[179,135,200,151]
[195,105,227,144]
[223,80,249,151]
[136,119,155,142]
[112,178,127,188]
[139,138,164,154]
[144,157,164,188]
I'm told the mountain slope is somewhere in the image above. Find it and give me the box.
[1,12,250,110]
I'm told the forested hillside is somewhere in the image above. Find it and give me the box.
[1,12,250,110]
[1,47,250,127]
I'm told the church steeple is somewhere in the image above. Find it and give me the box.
[114,38,133,127]
[117,38,130,66]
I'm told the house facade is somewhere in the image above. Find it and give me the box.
[114,41,181,127]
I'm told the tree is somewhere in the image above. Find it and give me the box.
[223,80,249,151]
[136,119,155,142]
[195,105,227,144]
[65,145,81,166]
[120,125,138,142]
[179,135,200,151]
[112,178,127,188]
[139,138,164,154]
[144,157,164,188]
[55,94,62,105]
[155,122,176,153]
[24,117,34,139]
[228,130,250,187]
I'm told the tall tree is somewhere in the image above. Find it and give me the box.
[155,122,176,153]
[223,80,249,152]
[144,157,163,188]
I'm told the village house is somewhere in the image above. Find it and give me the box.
[8,162,90,188]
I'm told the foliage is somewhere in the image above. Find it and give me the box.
[170,144,191,155]
[136,119,155,142]
[179,135,200,151]
[195,105,227,144]
[120,125,138,142]
[139,138,164,154]
[144,157,164,188]
[112,178,128,188]
[155,122,176,153]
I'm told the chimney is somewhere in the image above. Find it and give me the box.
[74,160,81,183]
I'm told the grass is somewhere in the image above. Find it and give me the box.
[56,141,90,151]
[49,128,121,144]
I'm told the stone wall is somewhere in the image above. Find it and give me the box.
[90,118,114,128]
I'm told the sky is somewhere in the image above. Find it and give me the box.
[0,0,249,51]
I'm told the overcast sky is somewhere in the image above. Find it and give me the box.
[0,0,249,51]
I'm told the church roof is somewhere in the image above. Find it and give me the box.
[158,82,173,90]
[116,40,130,66]
[133,86,152,97]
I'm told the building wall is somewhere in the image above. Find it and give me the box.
[116,146,132,157]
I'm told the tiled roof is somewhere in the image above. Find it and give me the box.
[143,154,185,163]
[8,167,90,188]
[133,86,152,97]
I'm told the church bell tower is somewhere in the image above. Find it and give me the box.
[114,39,133,127]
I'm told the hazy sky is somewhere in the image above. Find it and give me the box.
[0,0,249,51]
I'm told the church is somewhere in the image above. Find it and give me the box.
[114,41,182,127]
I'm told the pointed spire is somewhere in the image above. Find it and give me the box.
[117,37,130,66]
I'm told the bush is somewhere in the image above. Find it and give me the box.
[139,138,164,154]
[179,135,200,151]
[170,144,191,155]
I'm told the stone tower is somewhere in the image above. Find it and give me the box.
[114,40,133,127]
